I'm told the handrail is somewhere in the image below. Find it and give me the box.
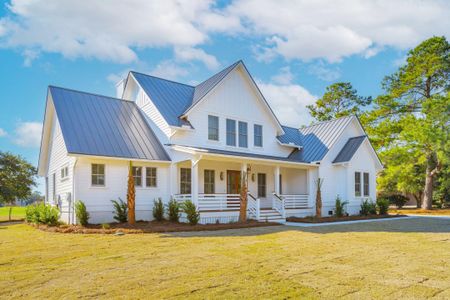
[247,192,257,201]
[272,192,286,219]
[247,192,260,220]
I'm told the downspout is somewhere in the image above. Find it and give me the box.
[71,157,78,225]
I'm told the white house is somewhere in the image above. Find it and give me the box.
[38,60,383,224]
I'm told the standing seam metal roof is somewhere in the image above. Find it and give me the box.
[332,136,366,163]
[277,125,303,146]
[49,86,170,161]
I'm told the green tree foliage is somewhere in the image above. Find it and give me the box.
[0,151,37,205]
[307,82,372,121]
[366,36,449,209]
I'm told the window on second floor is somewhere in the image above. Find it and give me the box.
[132,166,142,187]
[238,121,248,148]
[254,124,263,147]
[208,115,219,141]
[60,165,69,181]
[226,119,236,146]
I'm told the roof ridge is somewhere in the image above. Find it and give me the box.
[301,115,355,130]
[281,124,299,130]
[194,60,242,88]
[130,71,195,88]
[48,85,136,104]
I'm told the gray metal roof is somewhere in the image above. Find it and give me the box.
[277,125,303,146]
[333,135,366,163]
[131,71,195,127]
[168,144,312,164]
[49,86,170,161]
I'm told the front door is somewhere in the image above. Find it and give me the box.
[227,170,241,194]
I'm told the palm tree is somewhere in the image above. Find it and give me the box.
[127,161,135,225]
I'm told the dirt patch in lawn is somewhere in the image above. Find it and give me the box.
[286,214,406,223]
[389,208,450,216]
[33,220,280,234]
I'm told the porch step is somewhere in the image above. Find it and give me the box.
[258,209,285,224]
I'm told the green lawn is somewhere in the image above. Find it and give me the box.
[0,206,26,222]
[1,218,450,299]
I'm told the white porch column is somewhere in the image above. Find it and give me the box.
[308,168,318,208]
[169,163,178,196]
[191,157,200,206]
[274,166,280,195]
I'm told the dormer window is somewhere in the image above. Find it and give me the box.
[208,115,219,141]
[226,119,236,146]
[238,121,248,148]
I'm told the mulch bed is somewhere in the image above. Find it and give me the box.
[33,220,280,234]
[286,214,407,223]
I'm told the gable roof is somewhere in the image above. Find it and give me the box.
[284,116,355,163]
[48,86,170,161]
[131,60,284,133]
[332,136,366,163]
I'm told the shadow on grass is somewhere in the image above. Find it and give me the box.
[162,217,450,238]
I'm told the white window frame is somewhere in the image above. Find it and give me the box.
[132,166,143,187]
[91,164,105,187]
[145,167,157,188]
[60,164,69,181]
[254,124,263,147]
[208,115,219,141]
[363,172,370,197]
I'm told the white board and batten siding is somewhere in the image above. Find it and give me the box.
[46,115,76,223]
[74,157,170,224]
[172,68,292,158]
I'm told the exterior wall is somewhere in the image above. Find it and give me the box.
[171,68,292,157]
[46,115,76,223]
[74,157,170,224]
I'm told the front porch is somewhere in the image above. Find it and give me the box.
[170,156,317,223]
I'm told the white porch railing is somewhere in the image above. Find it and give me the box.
[173,194,240,212]
[272,193,286,219]
[282,194,309,209]
[247,192,260,220]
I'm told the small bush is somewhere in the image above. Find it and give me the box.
[25,203,59,226]
[181,200,200,225]
[376,198,390,215]
[152,198,165,221]
[75,200,89,226]
[385,194,408,208]
[360,199,377,216]
[335,195,348,217]
[111,198,127,223]
[167,198,180,222]
[101,223,110,230]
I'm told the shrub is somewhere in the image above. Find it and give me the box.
[384,194,408,208]
[152,198,165,221]
[376,198,390,215]
[25,203,59,225]
[334,195,348,217]
[75,200,89,226]
[167,198,180,222]
[360,199,377,216]
[181,200,200,225]
[101,223,110,230]
[111,198,127,223]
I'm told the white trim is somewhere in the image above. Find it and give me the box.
[67,153,171,164]
[276,140,303,150]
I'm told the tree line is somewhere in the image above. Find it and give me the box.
[306,36,449,209]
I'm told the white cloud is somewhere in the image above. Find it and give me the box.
[271,66,294,85]
[258,80,317,127]
[174,47,219,70]
[13,122,42,147]
[0,128,7,137]
[0,0,235,64]
[149,60,189,81]
[308,62,341,82]
[227,0,450,62]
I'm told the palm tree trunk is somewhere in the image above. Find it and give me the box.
[127,161,136,224]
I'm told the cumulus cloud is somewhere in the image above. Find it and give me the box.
[174,47,220,70]
[13,122,42,147]
[308,62,341,82]
[227,0,450,62]
[150,60,189,81]
[270,66,294,85]
[0,128,7,137]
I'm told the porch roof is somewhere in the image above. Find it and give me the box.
[168,144,317,167]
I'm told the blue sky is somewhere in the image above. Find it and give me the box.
[0,0,449,193]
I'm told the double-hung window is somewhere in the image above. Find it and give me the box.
[226,119,236,146]
[254,124,263,147]
[133,166,142,187]
[61,165,69,181]
[91,164,105,186]
[204,169,215,194]
[180,168,192,194]
[363,172,369,197]
[238,121,248,148]
[146,167,157,187]
[354,172,361,197]
[257,173,267,198]
[208,115,219,141]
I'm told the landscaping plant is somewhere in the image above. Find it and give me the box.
[167,197,180,222]
[334,195,348,217]
[152,198,165,221]
[111,198,128,223]
[360,199,377,216]
[75,200,89,226]
[376,198,390,215]
[181,200,200,225]
[386,194,409,208]
[25,203,59,225]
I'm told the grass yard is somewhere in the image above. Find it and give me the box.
[1,218,450,299]
[0,206,26,222]
[389,208,450,216]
